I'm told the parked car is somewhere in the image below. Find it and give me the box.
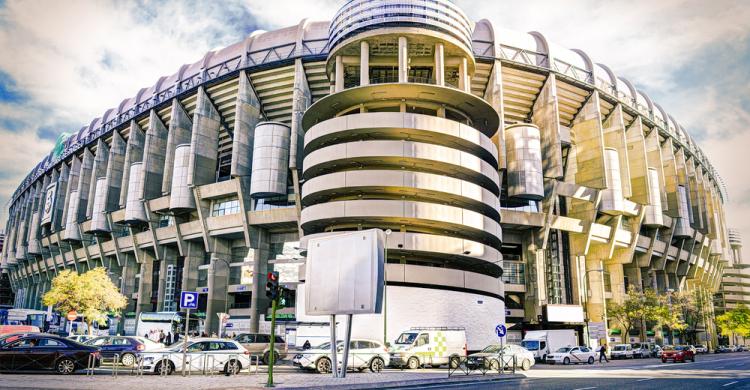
[0,334,100,374]
[694,344,708,354]
[715,345,730,353]
[661,345,695,363]
[466,344,535,371]
[658,345,673,358]
[611,344,634,359]
[630,343,652,358]
[545,346,596,365]
[140,338,251,375]
[389,328,466,369]
[293,339,390,373]
[86,336,164,366]
[67,335,94,344]
[233,333,287,364]
[0,332,38,346]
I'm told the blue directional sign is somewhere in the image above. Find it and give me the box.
[495,324,507,338]
[180,291,199,309]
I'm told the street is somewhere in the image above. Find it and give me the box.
[0,352,748,389]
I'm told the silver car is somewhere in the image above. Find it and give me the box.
[466,344,536,371]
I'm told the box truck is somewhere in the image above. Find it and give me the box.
[521,329,577,361]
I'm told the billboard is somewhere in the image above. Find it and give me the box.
[545,304,585,323]
[304,229,384,315]
[40,182,57,225]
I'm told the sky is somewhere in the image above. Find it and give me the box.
[0,0,748,251]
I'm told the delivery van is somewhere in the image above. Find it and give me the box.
[521,329,577,361]
[389,327,467,369]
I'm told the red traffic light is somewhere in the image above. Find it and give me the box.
[267,272,278,282]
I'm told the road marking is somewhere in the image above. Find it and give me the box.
[722,381,738,387]
[573,387,597,390]
[636,378,654,382]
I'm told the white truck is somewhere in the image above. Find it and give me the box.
[389,328,467,369]
[520,329,577,362]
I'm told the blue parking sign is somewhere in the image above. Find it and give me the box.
[180,291,199,309]
[495,324,507,338]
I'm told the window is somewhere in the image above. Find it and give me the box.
[111,338,130,345]
[237,334,253,343]
[255,335,270,343]
[216,154,232,182]
[502,262,525,285]
[416,334,429,347]
[211,197,240,216]
[90,337,110,346]
[37,338,63,347]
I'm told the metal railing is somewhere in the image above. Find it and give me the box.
[448,354,517,378]
[290,350,388,374]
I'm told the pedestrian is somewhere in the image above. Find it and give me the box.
[599,343,609,363]
[166,331,173,345]
[302,340,311,350]
[211,332,217,338]
[159,330,166,343]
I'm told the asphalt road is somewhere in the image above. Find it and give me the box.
[404,352,750,390]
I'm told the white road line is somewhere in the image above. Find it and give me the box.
[573,387,597,390]
[722,381,738,387]
[636,378,654,382]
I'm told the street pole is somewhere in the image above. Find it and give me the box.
[182,308,190,377]
[383,229,391,347]
[267,295,278,387]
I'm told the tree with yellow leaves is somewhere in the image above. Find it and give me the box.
[43,267,127,336]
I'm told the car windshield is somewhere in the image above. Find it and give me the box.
[674,346,686,351]
[395,333,418,345]
[521,340,539,351]
[614,345,627,351]
[556,347,571,353]
[481,345,502,353]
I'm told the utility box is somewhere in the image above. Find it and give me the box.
[305,229,385,315]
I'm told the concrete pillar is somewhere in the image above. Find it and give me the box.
[434,43,444,86]
[531,74,563,179]
[360,41,369,86]
[249,227,271,333]
[458,57,468,92]
[163,100,193,195]
[584,259,608,326]
[398,36,408,83]
[119,121,145,208]
[156,246,178,311]
[187,87,221,187]
[334,55,344,92]
[120,253,139,313]
[230,72,262,180]
[135,250,156,317]
[205,239,231,334]
[86,141,109,218]
[141,110,168,200]
[181,241,203,296]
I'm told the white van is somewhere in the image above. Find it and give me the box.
[389,327,467,369]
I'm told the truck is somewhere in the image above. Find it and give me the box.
[520,329,577,362]
[389,327,467,369]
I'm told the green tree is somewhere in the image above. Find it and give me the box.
[607,287,661,342]
[716,304,750,345]
[43,267,127,335]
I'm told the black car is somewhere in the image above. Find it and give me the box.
[0,334,100,374]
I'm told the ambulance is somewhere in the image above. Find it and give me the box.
[389,327,467,369]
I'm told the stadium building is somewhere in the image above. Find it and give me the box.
[1,0,736,348]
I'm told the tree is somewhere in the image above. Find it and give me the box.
[43,267,127,336]
[607,287,661,342]
[658,290,690,344]
[716,304,750,345]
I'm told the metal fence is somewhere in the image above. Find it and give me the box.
[448,354,517,378]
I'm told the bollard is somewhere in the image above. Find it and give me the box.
[112,353,120,378]
[86,353,97,377]
[203,353,216,376]
[132,355,144,377]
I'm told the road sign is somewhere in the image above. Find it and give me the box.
[495,324,507,338]
[180,291,199,309]
[66,310,77,321]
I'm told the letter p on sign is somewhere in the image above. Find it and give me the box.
[180,291,199,309]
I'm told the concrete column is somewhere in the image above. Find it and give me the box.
[248,227,271,332]
[120,253,139,313]
[181,241,203,297]
[119,121,145,208]
[334,55,344,92]
[230,71,262,180]
[360,41,369,86]
[163,100,193,195]
[141,110,168,200]
[458,57,468,92]
[398,36,408,83]
[87,141,109,218]
[585,259,608,326]
[135,250,156,318]
[434,43,444,86]
[187,87,221,187]
[205,239,231,334]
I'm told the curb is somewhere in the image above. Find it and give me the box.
[280,373,526,390]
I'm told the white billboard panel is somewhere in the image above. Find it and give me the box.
[546,304,585,323]
[40,182,57,225]
[305,229,384,315]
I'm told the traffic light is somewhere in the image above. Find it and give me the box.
[266,271,280,300]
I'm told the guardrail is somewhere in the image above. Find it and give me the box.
[448,354,517,378]
[290,350,388,374]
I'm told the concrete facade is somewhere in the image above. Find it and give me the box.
[1,0,734,348]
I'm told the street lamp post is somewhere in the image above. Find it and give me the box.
[383,229,391,347]
[583,268,604,348]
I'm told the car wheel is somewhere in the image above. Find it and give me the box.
[449,356,461,369]
[224,359,241,375]
[120,353,136,367]
[263,351,280,365]
[316,357,332,374]
[563,357,570,365]
[407,357,420,369]
[56,358,76,375]
[488,359,500,371]
[661,358,666,363]
[587,356,594,365]
[155,361,173,375]
[522,359,532,370]
[691,356,695,362]
[370,357,385,373]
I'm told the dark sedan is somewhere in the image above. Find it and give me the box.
[85,336,154,367]
[0,334,100,374]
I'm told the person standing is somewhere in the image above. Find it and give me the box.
[166,331,173,345]
[599,342,609,363]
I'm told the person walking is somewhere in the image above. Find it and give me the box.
[302,340,311,350]
[599,342,609,363]
[166,332,173,345]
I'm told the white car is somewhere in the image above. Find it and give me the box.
[293,339,390,373]
[140,338,251,375]
[611,344,634,359]
[545,346,596,365]
[467,344,536,371]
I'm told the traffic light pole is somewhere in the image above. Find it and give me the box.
[267,296,278,387]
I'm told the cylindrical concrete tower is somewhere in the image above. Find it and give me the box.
[505,124,544,200]
[169,144,195,212]
[250,122,291,198]
[299,0,503,350]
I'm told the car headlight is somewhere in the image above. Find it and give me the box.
[144,357,154,362]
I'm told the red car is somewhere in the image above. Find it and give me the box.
[661,345,695,363]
